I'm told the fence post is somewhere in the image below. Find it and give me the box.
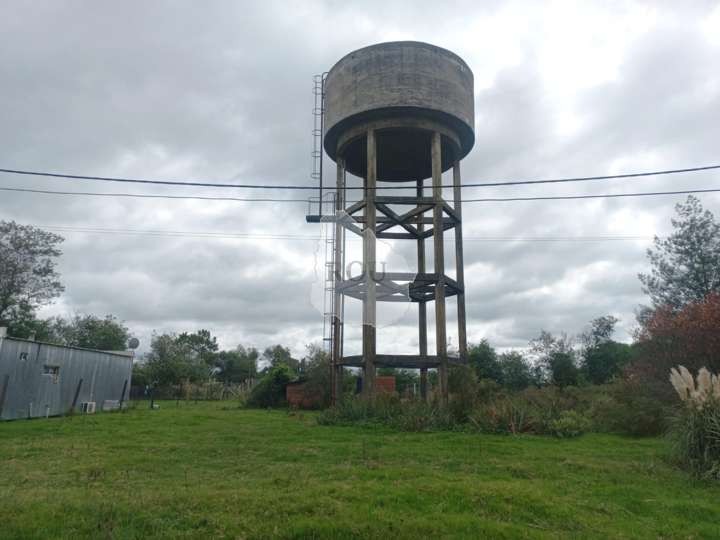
[0,374,9,418]
[119,379,128,410]
[69,378,83,415]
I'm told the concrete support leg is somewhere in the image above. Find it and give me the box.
[332,157,346,405]
[453,160,468,362]
[362,129,377,398]
[417,179,428,401]
[431,131,448,404]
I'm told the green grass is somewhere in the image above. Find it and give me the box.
[1,401,718,539]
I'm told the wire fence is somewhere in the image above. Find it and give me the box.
[129,380,255,402]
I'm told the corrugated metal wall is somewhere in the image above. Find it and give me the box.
[0,337,132,421]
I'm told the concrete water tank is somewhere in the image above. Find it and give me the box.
[323,41,475,181]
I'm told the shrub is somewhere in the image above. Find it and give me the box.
[467,386,594,436]
[667,366,720,480]
[246,364,293,408]
[394,401,457,432]
[550,410,591,438]
[468,396,534,434]
[317,395,459,432]
[589,378,669,436]
[638,294,720,375]
[317,398,374,426]
[476,378,504,404]
[448,365,480,422]
[520,386,584,433]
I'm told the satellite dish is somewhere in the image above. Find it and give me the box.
[128,337,140,350]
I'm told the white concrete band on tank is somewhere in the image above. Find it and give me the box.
[322,41,474,405]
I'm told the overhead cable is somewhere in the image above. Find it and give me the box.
[1,164,718,191]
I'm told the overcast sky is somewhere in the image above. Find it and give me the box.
[1,1,719,357]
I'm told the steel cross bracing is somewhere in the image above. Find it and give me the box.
[336,196,462,304]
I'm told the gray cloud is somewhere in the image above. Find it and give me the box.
[1,1,719,357]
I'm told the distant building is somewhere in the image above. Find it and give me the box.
[0,330,132,421]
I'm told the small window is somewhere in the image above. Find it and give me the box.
[19,352,28,361]
[43,365,60,384]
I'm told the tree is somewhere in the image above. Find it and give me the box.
[580,315,619,349]
[246,364,293,408]
[547,352,579,388]
[639,196,720,309]
[637,292,720,375]
[261,345,299,373]
[131,361,152,389]
[498,351,534,390]
[467,339,503,383]
[583,342,633,385]
[49,314,131,351]
[176,329,219,366]
[211,345,258,383]
[0,221,64,326]
[5,308,55,341]
[529,330,578,387]
[301,344,332,407]
[142,333,209,386]
[579,316,632,384]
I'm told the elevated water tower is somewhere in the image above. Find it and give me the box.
[319,41,474,404]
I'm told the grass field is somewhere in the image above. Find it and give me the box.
[1,401,719,539]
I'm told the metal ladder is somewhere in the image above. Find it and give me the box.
[321,194,336,353]
[311,74,325,207]
[310,73,336,353]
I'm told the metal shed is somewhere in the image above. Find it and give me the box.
[0,333,132,421]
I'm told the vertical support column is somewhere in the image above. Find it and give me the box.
[331,157,346,405]
[0,374,9,419]
[362,129,377,398]
[453,160,468,362]
[431,131,448,404]
[416,179,428,401]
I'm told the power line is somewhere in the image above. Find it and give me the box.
[462,164,720,189]
[463,188,720,202]
[1,163,719,191]
[0,186,307,203]
[2,184,719,203]
[41,226,316,240]
[37,224,657,242]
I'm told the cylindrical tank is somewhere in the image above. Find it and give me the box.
[323,41,475,181]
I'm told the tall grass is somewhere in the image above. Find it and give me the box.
[318,389,592,437]
[317,395,457,432]
[668,366,720,480]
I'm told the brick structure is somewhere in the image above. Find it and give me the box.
[286,381,321,409]
[375,376,396,394]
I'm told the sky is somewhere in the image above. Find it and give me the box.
[1,1,719,357]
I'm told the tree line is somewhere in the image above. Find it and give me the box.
[1,194,718,415]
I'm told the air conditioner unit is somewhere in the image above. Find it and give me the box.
[80,402,96,414]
